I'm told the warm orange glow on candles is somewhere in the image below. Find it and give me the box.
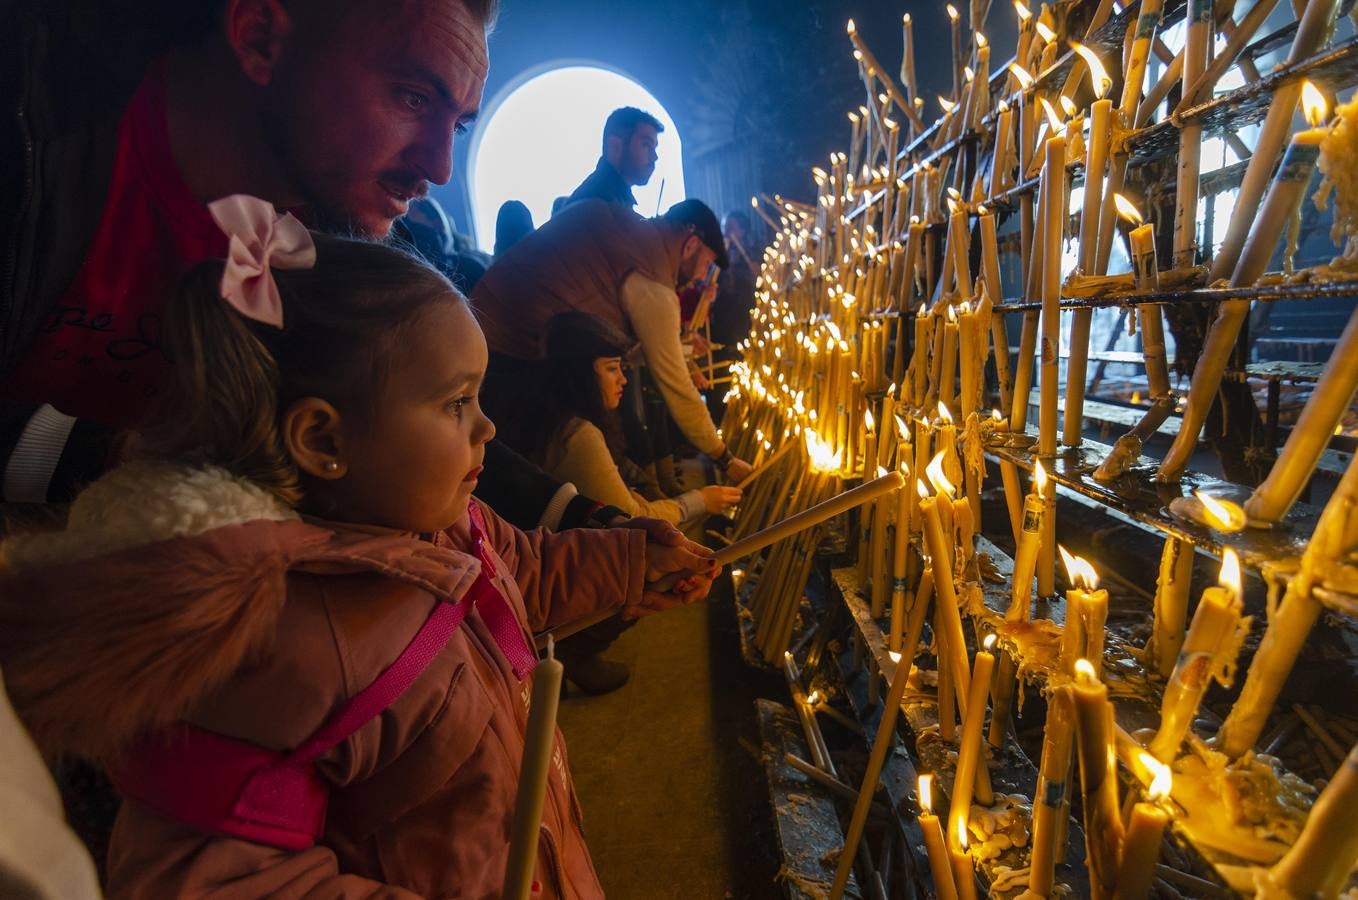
[939,96,958,114]
[1069,41,1112,98]
[1009,63,1034,89]
[1032,458,1049,493]
[1040,97,1065,134]
[1035,21,1056,43]
[1114,192,1143,225]
[927,452,957,499]
[1220,547,1242,599]
[1059,546,1100,591]
[1197,491,1247,533]
[1014,0,1032,20]
[946,3,960,21]
[1301,80,1328,126]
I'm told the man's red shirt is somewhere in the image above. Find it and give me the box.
[1,64,226,427]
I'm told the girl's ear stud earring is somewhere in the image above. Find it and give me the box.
[323,461,340,473]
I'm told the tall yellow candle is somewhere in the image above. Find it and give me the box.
[1007,461,1049,620]
[919,474,972,720]
[948,634,997,851]
[1071,659,1124,899]
[950,816,979,900]
[1150,549,1246,763]
[1038,120,1066,463]
[1263,742,1358,898]
[1028,684,1076,897]
[1058,547,1108,674]
[918,775,961,900]
[1112,755,1172,900]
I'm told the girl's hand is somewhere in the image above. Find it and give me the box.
[701,485,742,514]
[627,517,719,612]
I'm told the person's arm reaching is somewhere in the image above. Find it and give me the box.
[620,273,726,457]
[550,420,703,524]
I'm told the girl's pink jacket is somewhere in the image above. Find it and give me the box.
[0,462,650,899]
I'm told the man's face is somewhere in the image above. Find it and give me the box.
[261,1,488,237]
[619,123,659,186]
[676,235,717,286]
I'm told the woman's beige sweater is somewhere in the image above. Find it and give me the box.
[543,418,705,524]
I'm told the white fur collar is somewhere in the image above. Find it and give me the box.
[2,462,297,571]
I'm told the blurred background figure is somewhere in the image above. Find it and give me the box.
[494,199,535,258]
[567,107,663,209]
[402,196,493,294]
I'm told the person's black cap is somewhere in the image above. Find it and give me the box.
[662,199,730,270]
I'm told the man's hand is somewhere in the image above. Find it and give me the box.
[690,368,710,390]
[688,330,712,357]
[723,455,754,484]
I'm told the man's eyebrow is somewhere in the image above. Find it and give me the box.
[388,62,453,103]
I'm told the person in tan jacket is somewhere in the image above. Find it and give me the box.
[0,200,717,898]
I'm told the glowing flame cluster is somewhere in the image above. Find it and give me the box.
[1059,545,1100,591]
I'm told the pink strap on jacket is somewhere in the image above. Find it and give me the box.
[112,506,539,851]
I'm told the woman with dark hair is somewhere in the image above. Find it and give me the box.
[520,312,741,525]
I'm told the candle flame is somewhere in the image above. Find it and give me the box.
[1069,41,1112,99]
[1035,21,1056,43]
[1196,491,1247,533]
[948,197,960,215]
[1219,547,1242,598]
[865,409,876,433]
[877,465,890,479]
[1014,0,1032,21]
[1033,460,1048,493]
[1145,755,1173,801]
[1059,545,1101,590]
[955,815,969,850]
[983,633,998,651]
[1040,97,1065,134]
[939,95,958,114]
[977,32,989,48]
[1010,63,1034,89]
[1060,96,1078,118]
[946,305,958,323]
[848,110,860,123]
[846,18,857,34]
[992,409,1003,421]
[926,452,956,499]
[998,98,1010,112]
[920,774,934,811]
[807,690,821,705]
[964,65,976,83]
[904,12,911,23]
[1113,193,1143,225]
[805,430,842,473]
[1301,80,1328,127]
[917,478,931,499]
[947,3,960,20]
[896,414,910,440]
[1074,657,1097,681]
[937,401,954,424]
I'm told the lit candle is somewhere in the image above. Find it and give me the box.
[1008,460,1049,620]
[941,304,960,412]
[1149,549,1247,763]
[859,410,878,582]
[912,304,931,407]
[1263,742,1358,897]
[1028,684,1076,897]
[948,3,962,100]
[901,15,919,110]
[1038,110,1067,462]
[1058,547,1108,675]
[958,300,979,422]
[950,816,979,900]
[1113,754,1172,900]
[1062,44,1114,449]
[502,638,565,900]
[918,775,961,900]
[948,634,998,853]
[978,208,1011,414]
[1158,82,1330,483]
[1071,659,1123,899]
[918,474,972,721]
[989,103,1015,200]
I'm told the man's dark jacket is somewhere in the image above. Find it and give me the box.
[566,158,637,209]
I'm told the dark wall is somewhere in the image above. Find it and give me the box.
[437,0,1002,236]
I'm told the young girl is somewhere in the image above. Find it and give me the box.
[511,312,741,526]
[0,196,717,898]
